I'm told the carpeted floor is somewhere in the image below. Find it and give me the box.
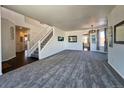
[0,50,123,88]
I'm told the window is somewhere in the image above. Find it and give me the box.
[83,36,88,44]
[99,31,105,47]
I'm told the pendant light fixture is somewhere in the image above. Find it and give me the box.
[91,25,95,33]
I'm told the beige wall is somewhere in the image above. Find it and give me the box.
[1,18,16,62]
[108,6,124,78]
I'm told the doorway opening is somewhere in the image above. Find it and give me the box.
[82,34,90,51]
[2,26,38,73]
[16,25,29,56]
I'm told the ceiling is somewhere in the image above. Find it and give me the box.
[4,5,115,31]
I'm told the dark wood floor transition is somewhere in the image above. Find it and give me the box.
[2,52,38,73]
[0,50,124,88]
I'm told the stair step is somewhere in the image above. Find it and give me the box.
[34,50,38,54]
[41,43,44,45]
[30,31,53,59]
[36,48,38,50]
[31,53,38,58]
[40,46,44,49]
[41,42,46,45]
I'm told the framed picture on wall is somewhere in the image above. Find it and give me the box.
[114,20,124,44]
[108,26,113,47]
[58,36,64,41]
[68,36,77,42]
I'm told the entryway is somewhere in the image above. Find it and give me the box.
[2,25,38,73]
[15,25,29,56]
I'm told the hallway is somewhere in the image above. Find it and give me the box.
[0,50,123,88]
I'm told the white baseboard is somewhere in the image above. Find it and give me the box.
[108,62,124,79]
[39,49,65,60]
[91,50,107,53]
[2,55,16,62]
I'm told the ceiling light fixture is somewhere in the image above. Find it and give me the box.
[90,25,95,33]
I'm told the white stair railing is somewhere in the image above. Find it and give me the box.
[27,27,54,58]
[29,26,50,49]
[38,29,54,59]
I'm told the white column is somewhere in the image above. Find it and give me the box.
[0,6,2,75]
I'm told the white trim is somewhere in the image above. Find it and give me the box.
[40,50,65,60]
[108,61,124,79]
[2,55,16,62]
[0,72,2,76]
[1,17,15,25]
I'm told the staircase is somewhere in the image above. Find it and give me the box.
[28,27,53,59]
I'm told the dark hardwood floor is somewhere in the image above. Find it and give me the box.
[2,51,38,73]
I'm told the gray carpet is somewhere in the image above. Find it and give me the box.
[0,50,123,88]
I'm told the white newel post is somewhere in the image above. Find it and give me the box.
[27,40,30,57]
[38,41,41,60]
[0,6,2,75]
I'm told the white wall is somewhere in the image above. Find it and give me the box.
[1,7,49,61]
[39,27,66,59]
[65,30,88,50]
[25,19,49,49]
[65,30,100,51]
[1,7,49,49]
[1,18,16,61]
[108,6,124,78]
[0,6,2,75]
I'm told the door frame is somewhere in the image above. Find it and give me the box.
[82,33,90,51]
[15,25,30,57]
